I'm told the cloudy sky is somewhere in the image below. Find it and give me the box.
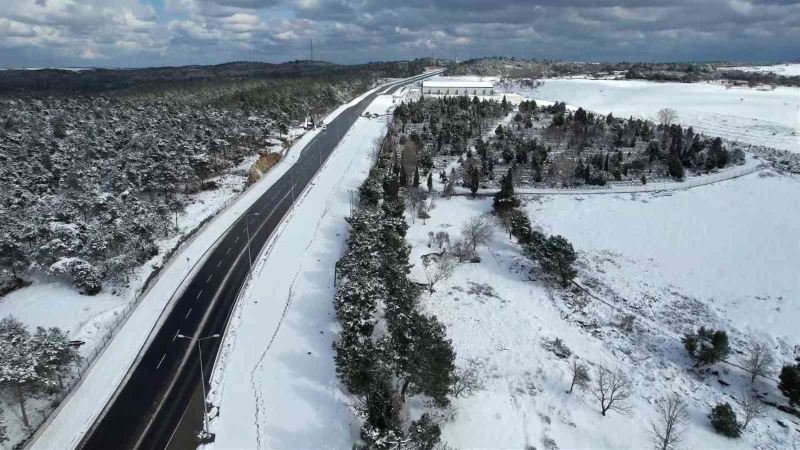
[1,0,798,68]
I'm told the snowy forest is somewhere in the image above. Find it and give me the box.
[0,60,435,298]
[395,95,746,192]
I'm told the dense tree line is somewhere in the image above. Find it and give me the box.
[0,67,400,295]
[447,57,800,88]
[333,149,455,449]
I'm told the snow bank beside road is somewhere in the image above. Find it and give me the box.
[206,94,397,449]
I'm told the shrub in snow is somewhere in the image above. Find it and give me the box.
[710,403,740,438]
[543,337,572,359]
[408,413,441,450]
[49,257,104,295]
[682,326,730,368]
[778,363,800,405]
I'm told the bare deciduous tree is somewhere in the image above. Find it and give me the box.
[405,188,426,223]
[650,393,689,450]
[461,216,492,254]
[657,108,678,126]
[451,361,484,398]
[742,340,774,384]
[451,239,473,263]
[567,359,591,394]
[433,231,450,249]
[422,254,456,293]
[741,391,764,431]
[591,365,632,416]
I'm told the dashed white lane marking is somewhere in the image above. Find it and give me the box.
[172,329,180,342]
[206,274,213,283]
[156,353,167,370]
[216,260,222,268]
[226,247,231,255]
[196,290,202,300]
[185,308,192,319]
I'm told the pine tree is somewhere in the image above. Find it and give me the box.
[469,167,480,197]
[492,168,520,212]
[0,317,57,428]
[399,167,408,186]
[541,235,578,286]
[682,326,730,368]
[710,403,740,438]
[413,167,420,188]
[426,171,433,192]
[779,364,800,404]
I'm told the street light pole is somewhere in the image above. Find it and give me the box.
[177,333,220,436]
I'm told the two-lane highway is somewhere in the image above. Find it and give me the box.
[75,71,438,450]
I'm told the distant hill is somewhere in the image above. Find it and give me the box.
[0,58,445,96]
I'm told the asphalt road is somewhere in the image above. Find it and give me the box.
[78,71,437,450]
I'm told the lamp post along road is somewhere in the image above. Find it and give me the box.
[176,334,220,437]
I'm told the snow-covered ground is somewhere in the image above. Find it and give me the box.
[531,78,800,154]
[403,169,800,449]
[205,94,398,449]
[728,63,800,77]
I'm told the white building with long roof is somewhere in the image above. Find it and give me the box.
[421,80,495,96]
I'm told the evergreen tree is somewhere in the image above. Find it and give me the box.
[682,326,730,368]
[413,167,420,188]
[0,316,58,428]
[541,235,578,286]
[399,167,408,186]
[779,364,800,404]
[492,169,520,212]
[469,167,480,197]
[409,413,442,450]
[390,311,455,406]
[710,403,740,438]
[668,151,684,180]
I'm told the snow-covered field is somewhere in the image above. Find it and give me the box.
[728,63,800,77]
[404,169,800,449]
[205,95,398,449]
[531,78,800,154]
